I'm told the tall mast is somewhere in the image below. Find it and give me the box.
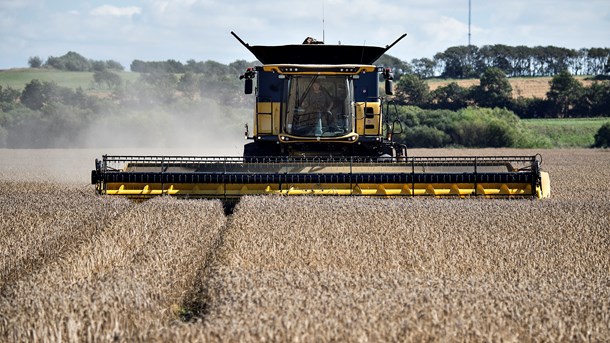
[468,0,472,46]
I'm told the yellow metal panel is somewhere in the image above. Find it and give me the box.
[364,103,381,136]
[355,102,382,136]
[355,103,365,135]
[256,103,273,134]
[104,180,543,199]
[273,102,280,134]
[255,102,280,135]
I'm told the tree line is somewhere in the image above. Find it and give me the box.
[125,45,609,80]
[28,44,609,79]
[406,45,610,79]
[28,51,124,72]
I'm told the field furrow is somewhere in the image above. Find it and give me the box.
[0,183,131,289]
[0,197,226,342]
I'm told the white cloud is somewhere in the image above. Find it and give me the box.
[90,5,142,17]
[0,0,608,69]
[423,16,468,45]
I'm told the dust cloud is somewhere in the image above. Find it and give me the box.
[79,99,249,156]
[0,95,253,184]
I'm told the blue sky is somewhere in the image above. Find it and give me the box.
[1,0,609,69]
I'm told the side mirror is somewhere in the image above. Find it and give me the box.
[385,79,393,95]
[245,79,253,94]
[240,67,256,94]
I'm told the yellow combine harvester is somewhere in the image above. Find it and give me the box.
[91,32,550,206]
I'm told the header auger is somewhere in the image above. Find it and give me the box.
[92,32,550,208]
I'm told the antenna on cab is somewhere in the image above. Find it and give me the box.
[322,0,325,43]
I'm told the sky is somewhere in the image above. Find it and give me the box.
[1,0,609,70]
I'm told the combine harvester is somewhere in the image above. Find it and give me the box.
[91,32,550,210]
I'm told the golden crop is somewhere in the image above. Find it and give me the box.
[0,148,608,342]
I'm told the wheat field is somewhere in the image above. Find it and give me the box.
[0,148,609,342]
[427,77,595,99]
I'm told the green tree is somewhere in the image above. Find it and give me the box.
[434,45,480,79]
[28,56,42,68]
[130,59,147,73]
[410,58,436,79]
[228,60,252,75]
[177,72,199,100]
[45,51,92,71]
[429,82,469,110]
[93,70,123,89]
[547,71,583,117]
[395,74,429,106]
[473,67,513,108]
[574,81,610,117]
[106,60,125,71]
[20,80,46,110]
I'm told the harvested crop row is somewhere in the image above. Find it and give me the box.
[0,183,131,289]
[191,195,610,341]
[0,197,226,342]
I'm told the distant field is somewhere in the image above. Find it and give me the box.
[427,76,595,99]
[522,117,610,147]
[0,68,140,92]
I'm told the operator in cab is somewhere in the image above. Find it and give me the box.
[302,81,333,114]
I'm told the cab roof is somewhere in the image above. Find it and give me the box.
[231,32,406,65]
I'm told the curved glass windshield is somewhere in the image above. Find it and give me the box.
[283,75,353,137]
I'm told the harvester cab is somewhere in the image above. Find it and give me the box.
[91,32,550,208]
[234,31,407,159]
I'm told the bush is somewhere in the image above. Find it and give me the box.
[394,106,539,148]
[593,122,610,148]
[450,108,526,147]
[0,86,20,112]
[93,70,123,89]
[401,126,450,148]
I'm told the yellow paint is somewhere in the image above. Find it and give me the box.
[102,180,547,199]
[363,102,381,136]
